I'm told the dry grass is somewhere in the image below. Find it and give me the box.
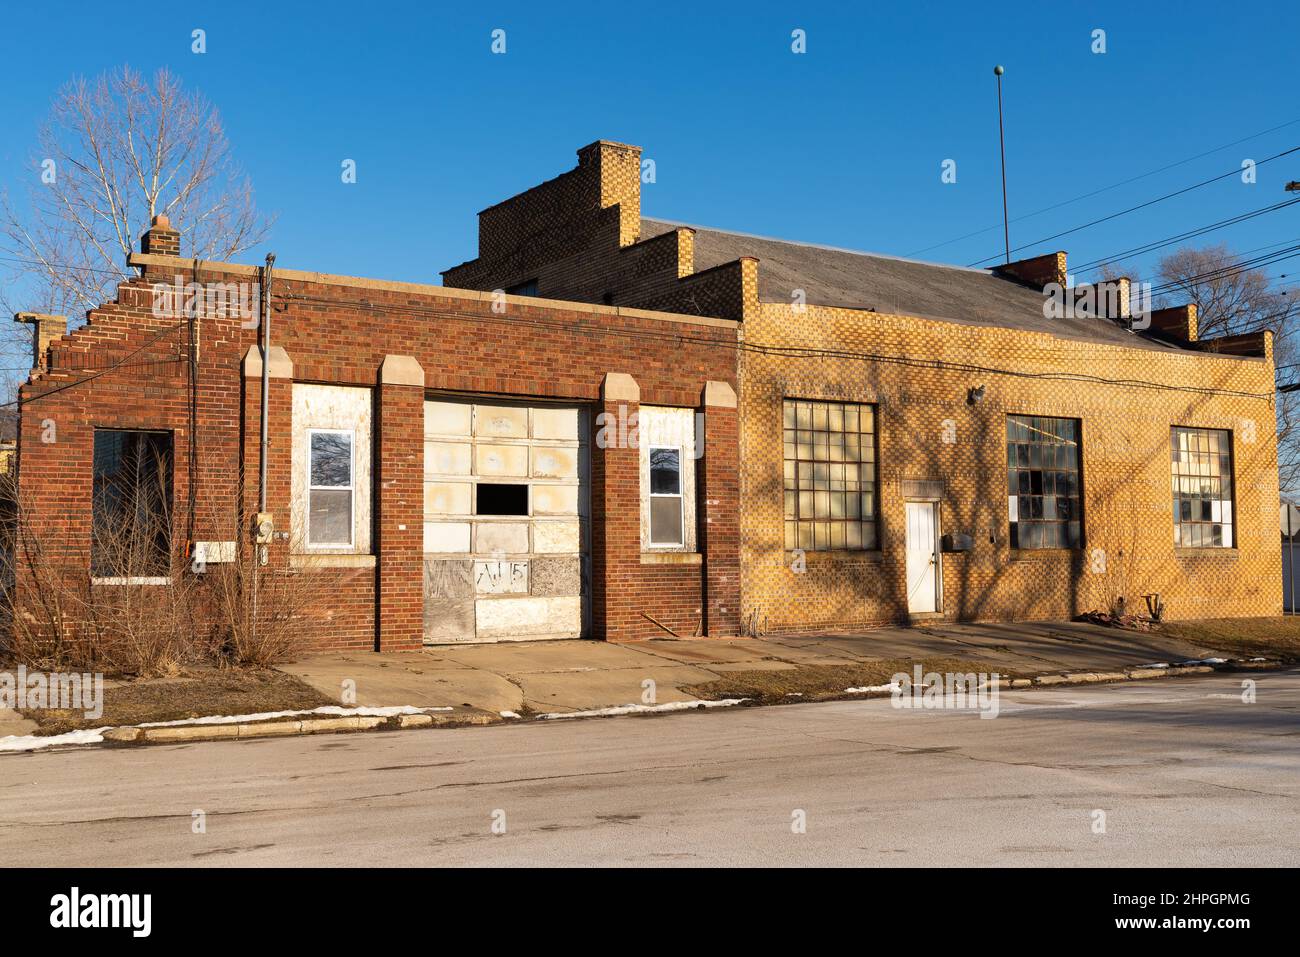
[23,668,334,735]
[683,656,1015,706]
[1157,617,1300,659]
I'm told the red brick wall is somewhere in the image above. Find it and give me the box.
[14,237,740,650]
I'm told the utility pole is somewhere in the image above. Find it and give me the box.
[994,65,1010,264]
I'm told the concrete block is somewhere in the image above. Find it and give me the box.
[425,481,471,516]
[1127,668,1170,680]
[475,443,529,476]
[533,407,581,440]
[532,446,578,478]
[425,400,471,437]
[532,484,578,515]
[533,520,580,553]
[474,560,529,594]
[237,720,303,738]
[102,727,142,743]
[399,713,434,728]
[1034,674,1068,685]
[475,405,528,438]
[143,724,238,742]
[475,522,529,554]
[300,716,383,734]
[424,522,471,553]
[475,595,583,640]
[426,441,471,476]
[530,556,582,596]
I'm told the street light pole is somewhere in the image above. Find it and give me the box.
[994,65,1010,264]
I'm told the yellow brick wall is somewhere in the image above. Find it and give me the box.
[739,300,1281,634]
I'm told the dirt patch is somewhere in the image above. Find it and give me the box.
[1156,617,1300,660]
[683,656,1016,706]
[21,668,335,735]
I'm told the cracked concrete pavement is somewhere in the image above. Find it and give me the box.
[2,669,1295,866]
[279,620,1233,714]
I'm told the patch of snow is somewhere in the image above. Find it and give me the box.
[134,704,452,728]
[0,729,107,753]
[846,681,902,694]
[499,711,521,719]
[537,699,747,720]
[0,704,456,754]
[1250,657,1267,662]
[1179,657,1227,666]
[1136,662,1171,669]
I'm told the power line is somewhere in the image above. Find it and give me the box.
[966,145,1300,267]
[905,117,1300,258]
[1072,198,1300,275]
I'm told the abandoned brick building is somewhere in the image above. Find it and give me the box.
[8,139,1281,651]
[444,140,1282,634]
[12,212,739,649]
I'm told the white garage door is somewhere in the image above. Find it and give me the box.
[422,399,589,643]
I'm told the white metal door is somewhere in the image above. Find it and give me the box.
[905,502,939,614]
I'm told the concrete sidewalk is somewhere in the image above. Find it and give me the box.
[280,620,1231,715]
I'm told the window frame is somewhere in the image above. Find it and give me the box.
[306,427,356,549]
[647,444,685,548]
[1171,425,1235,549]
[782,398,880,553]
[1005,414,1084,551]
[90,427,174,580]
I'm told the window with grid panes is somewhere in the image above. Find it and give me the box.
[1006,415,1082,549]
[783,400,878,551]
[1171,427,1234,548]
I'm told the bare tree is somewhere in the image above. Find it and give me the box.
[1,66,272,354]
[1155,244,1299,493]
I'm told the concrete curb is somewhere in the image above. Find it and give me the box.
[101,708,500,747]
[24,656,1289,752]
[1009,660,1253,689]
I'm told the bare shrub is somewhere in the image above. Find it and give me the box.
[198,545,327,669]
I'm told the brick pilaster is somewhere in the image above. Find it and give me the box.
[241,345,293,568]
[591,372,640,640]
[376,355,425,651]
[700,381,740,636]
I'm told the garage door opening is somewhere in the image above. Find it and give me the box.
[422,399,589,644]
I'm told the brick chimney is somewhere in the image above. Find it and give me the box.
[1146,303,1199,342]
[576,140,642,247]
[141,213,180,256]
[994,251,1068,290]
[13,312,67,371]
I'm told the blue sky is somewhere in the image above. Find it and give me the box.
[1,0,1297,293]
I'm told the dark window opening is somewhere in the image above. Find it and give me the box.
[507,279,538,298]
[92,429,173,577]
[1006,415,1082,549]
[601,291,615,306]
[477,483,529,516]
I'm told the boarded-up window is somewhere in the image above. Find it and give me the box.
[782,400,878,551]
[92,429,172,577]
[1172,427,1234,548]
[639,407,697,551]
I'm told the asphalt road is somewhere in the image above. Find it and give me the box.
[2,670,1297,867]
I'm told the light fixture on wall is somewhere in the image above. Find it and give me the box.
[967,384,986,405]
